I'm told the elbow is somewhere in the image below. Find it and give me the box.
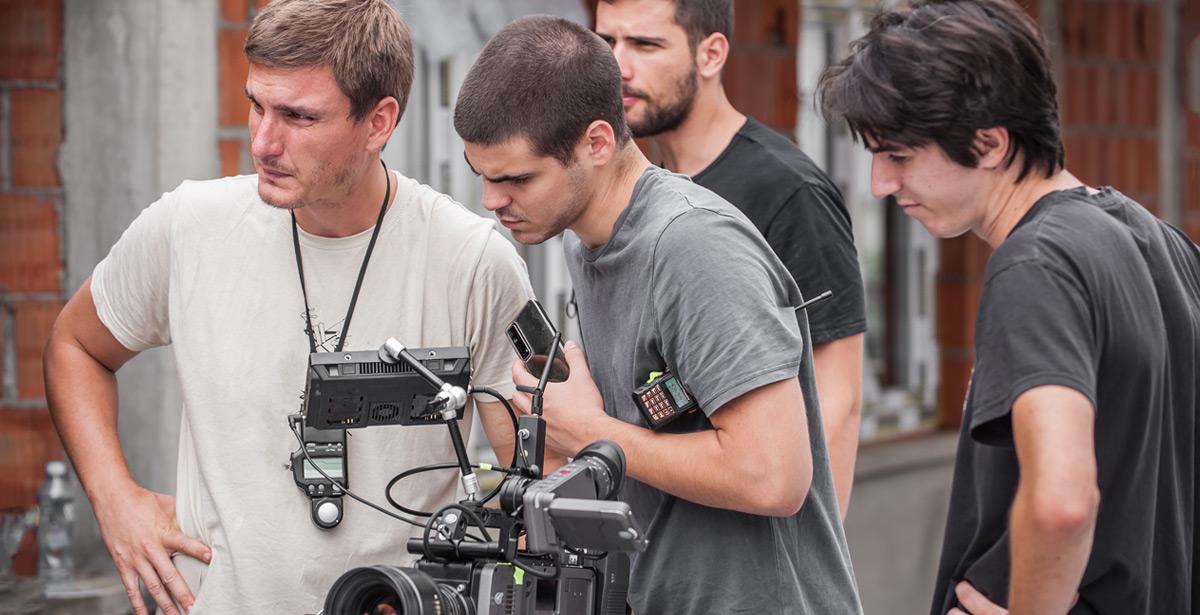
[1029,485,1100,539]
[753,460,812,517]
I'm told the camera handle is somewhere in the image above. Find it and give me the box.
[378,338,479,500]
[513,331,562,479]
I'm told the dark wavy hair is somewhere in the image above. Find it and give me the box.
[817,0,1064,181]
[454,15,631,165]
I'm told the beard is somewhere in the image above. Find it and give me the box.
[256,150,361,210]
[628,65,698,138]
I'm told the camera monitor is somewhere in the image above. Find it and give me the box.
[304,347,471,430]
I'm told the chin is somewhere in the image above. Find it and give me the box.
[257,184,303,210]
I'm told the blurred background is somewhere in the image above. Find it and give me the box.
[1,0,1198,612]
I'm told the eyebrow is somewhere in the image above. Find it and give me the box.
[245,89,322,119]
[462,151,532,184]
[867,141,904,154]
[596,31,668,47]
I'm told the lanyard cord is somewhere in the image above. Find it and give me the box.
[291,159,392,354]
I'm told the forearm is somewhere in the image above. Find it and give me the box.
[1008,481,1097,613]
[44,338,137,503]
[812,335,864,518]
[578,415,810,517]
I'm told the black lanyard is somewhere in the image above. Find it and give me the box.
[291,160,392,354]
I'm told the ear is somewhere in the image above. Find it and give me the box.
[578,119,618,168]
[974,126,1010,170]
[695,32,729,79]
[365,96,400,152]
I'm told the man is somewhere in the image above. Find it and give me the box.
[818,0,1199,613]
[454,15,862,614]
[42,1,532,613]
[596,0,866,517]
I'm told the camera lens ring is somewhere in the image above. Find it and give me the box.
[324,565,458,615]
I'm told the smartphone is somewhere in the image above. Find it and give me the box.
[506,299,570,383]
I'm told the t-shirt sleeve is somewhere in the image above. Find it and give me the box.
[464,230,535,402]
[765,182,866,345]
[652,208,804,416]
[969,259,1099,445]
[90,191,179,352]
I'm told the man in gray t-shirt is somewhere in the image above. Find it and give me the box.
[454,15,861,614]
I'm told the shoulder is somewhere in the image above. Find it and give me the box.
[990,192,1134,279]
[391,172,521,272]
[729,119,838,193]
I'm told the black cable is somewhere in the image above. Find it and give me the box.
[421,502,495,561]
[385,462,520,517]
[289,419,426,530]
[511,557,560,580]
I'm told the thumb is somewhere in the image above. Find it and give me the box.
[562,340,591,377]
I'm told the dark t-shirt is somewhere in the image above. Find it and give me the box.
[565,167,862,614]
[692,117,866,345]
[932,187,1200,614]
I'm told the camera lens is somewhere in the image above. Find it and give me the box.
[324,565,474,615]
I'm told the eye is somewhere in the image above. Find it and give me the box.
[888,153,909,164]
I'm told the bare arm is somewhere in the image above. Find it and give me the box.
[44,278,209,615]
[511,342,812,517]
[1007,385,1098,612]
[811,333,864,519]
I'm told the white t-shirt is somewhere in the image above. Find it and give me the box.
[91,172,532,613]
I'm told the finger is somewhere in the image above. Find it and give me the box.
[115,558,152,615]
[510,390,532,415]
[511,359,538,387]
[133,556,180,615]
[956,581,1006,615]
[163,530,211,565]
[148,543,196,611]
[562,340,591,376]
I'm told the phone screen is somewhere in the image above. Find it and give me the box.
[507,300,570,382]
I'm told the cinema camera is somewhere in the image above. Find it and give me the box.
[289,335,647,615]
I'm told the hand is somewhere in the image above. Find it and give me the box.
[510,340,611,458]
[949,581,1007,615]
[949,580,1081,614]
[94,484,211,615]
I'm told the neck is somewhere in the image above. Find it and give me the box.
[292,159,393,238]
[572,145,652,249]
[653,86,745,176]
[975,168,1086,248]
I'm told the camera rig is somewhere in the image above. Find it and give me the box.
[290,334,647,615]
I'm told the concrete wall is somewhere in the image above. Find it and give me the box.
[59,0,217,573]
[845,433,957,615]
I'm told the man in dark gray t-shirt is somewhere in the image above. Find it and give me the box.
[454,14,862,615]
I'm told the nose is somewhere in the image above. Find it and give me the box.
[870,156,900,199]
[612,43,633,82]
[480,182,510,212]
[249,112,283,161]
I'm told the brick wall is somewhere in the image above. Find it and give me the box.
[1184,0,1200,240]
[218,0,270,177]
[0,0,66,575]
[725,0,800,135]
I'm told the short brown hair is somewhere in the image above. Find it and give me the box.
[454,15,631,165]
[245,0,414,124]
[817,0,1064,181]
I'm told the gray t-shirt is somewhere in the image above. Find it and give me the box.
[564,166,861,614]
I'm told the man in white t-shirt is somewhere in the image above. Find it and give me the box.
[42,1,532,613]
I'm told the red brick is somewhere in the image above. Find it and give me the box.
[15,300,63,400]
[772,52,798,133]
[1102,2,1121,60]
[1138,138,1158,195]
[1105,137,1123,186]
[255,0,271,10]
[0,406,64,511]
[1083,1,1104,58]
[0,0,61,81]
[1062,0,1086,55]
[1188,113,1200,149]
[1138,4,1161,63]
[0,193,60,293]
[219,27,250,128]
[1141,69,1159,128]
[1063,64,1086,126]
[220,138,244,177]
[937,279,982,350]
[221,0,248,22]
[1114,68,1133,127]
[9,88,62,188]
[938,355,974,429]
[1093,64,1112,125]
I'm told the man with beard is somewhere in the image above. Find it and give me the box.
[596,0,866,517]
[454,15,863,614]
[41,1,532,613]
